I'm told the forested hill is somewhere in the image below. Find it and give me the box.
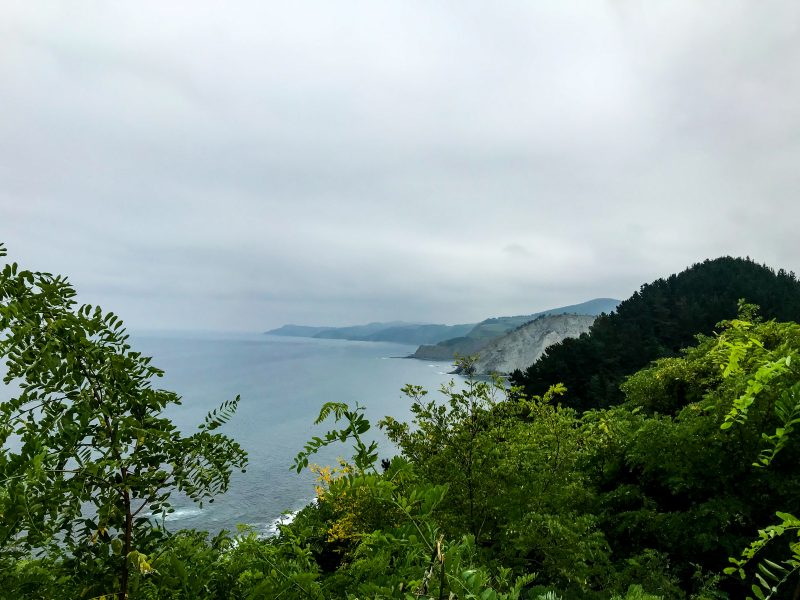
[511,256,800,410]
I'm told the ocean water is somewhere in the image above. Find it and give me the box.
[122,332,457,536]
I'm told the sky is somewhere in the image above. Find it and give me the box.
[1,1,799,331]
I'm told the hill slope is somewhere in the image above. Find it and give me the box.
[467,314,596,375]
[265,324,334,337]
[412,298,619,361]
[511,257,800,410]
[360,323,475,344]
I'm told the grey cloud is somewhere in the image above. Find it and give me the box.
[1,1,799,330]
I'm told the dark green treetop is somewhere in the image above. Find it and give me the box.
[513,256,800,411]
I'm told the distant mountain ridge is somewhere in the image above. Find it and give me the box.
[264,298,619,349]
[266,324,335,337]
[265,320,476,345]
[356,323,476,344]
[412,298,620,361]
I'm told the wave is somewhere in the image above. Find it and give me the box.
[142,506,204,522]
[259,497,317,538]
[166,506,203,520]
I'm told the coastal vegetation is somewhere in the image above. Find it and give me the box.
[512,257,800,411]
[2,244,800,599]
[0,243,247,600]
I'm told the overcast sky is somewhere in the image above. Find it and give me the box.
[1,2,799,331]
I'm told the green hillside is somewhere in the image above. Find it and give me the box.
[512,257,800,410]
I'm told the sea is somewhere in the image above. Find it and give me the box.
[118,332,457,537]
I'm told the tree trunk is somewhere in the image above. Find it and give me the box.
[119,481,132,600]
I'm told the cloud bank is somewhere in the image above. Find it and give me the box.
[1,1,798,330]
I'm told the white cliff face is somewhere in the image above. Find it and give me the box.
[471,314,596,375]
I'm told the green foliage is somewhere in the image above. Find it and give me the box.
[0,245,247,599]
[286,374,539,599]
[0,554,79,599]
[380,359,623,594]
[723,512,800,600]
[293,401,378,474]
[715,315,800,468]
[380,359,509,542]
[585,312,800,597]
[713,312,800,599]
[514,257,800,410]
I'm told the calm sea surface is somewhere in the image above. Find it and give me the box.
[123,332,456,536]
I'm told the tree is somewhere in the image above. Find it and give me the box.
[0,243,248,599]
[379,358,507,543]
[714,309,800,599]
[378,359,610,593]
[592,305,800,597]
[291,395,535,599]
[513,257,800,411]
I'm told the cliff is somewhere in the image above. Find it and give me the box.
[466,313,596,375]
[412,298,618,361]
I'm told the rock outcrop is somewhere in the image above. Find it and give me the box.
[466,313,596,375]
[412,298,618,362]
